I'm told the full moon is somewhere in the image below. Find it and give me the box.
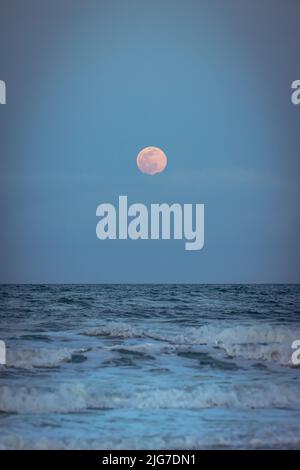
[136,146,167,175]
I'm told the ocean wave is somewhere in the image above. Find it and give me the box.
[83,322,300,366]
[1,381,299,414]
[1,432,300,450]
[168,324,300,366]
[5,348,86,369]
[83,323,145,339]
[220,342,294,366]
[166,324,299,346]
[0,383,88,413]
[202,325,298,366]
[107,342,177,355]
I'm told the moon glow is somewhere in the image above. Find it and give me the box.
[136,147,167,175]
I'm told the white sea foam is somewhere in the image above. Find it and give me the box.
[107,342,177,355]
[0,383,88,413]
[5,348,85,369]
[1,432,300,450]
[83,322,300,366]
[220,342,294,365]
[167,324,299,346]
[83,323,144,338]
[0,381,299,414]
[169,324,300,366]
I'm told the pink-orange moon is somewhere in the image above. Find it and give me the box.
[136,147,167,175]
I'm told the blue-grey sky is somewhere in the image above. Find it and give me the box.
[0,0,299,283]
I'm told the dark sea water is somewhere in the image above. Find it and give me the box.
[0,284,299,449]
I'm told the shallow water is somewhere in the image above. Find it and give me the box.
[0,284,299,449]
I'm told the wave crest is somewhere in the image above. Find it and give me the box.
[6,348,85,369]
[83,322,300,366]
[1,381,299,414]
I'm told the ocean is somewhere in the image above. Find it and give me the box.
[0,284,299,450]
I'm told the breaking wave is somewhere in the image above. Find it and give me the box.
[83,323,144,339]
[5,348,86,369]
[83,322,300,366]
[1,432,300,450]
[1,381,299,414]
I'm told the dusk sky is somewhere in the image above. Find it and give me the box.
[0,0,299,283]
